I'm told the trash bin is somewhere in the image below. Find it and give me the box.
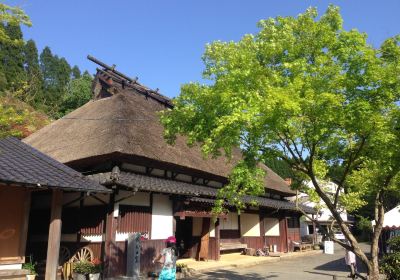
[324,241,334,254]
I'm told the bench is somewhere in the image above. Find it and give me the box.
[292,241,313,252]
[220,242,248,251]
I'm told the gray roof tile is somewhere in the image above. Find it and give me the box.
[88,171,315,213]
[0,137,110,193]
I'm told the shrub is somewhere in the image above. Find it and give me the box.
[22,260,36,275]
[381,236,400,280]
[73,261,92,275]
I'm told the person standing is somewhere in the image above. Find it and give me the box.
[345,247,358,279]
[153,236,178,280]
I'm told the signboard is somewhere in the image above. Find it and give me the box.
[324,241,334,254]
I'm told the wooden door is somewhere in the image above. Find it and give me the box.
[198,218,210,261]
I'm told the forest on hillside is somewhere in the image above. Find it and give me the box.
[0,4,93,138]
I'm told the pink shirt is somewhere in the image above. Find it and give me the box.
[345,250,356,265]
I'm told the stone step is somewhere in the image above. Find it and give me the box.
[0,269,29,280]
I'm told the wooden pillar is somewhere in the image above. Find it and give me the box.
[19,190,32,262]
[259,212,265,248]
[77,192,84,244]
[45,189,63,280]
[312,214,316,245]
[215,218,220,260]
[282,214,289,253]
[104,192,116,278]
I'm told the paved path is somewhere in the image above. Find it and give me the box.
[184,244,369,280]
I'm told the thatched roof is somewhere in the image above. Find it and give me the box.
[24,67,295,196]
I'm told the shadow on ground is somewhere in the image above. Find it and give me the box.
[185,269,278,279]
[313,255,368,274]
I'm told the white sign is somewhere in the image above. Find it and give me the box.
[324,241,334,254]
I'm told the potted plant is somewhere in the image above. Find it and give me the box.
[72,261,92,280]
[89,258,102,280]
[22,258,37,280]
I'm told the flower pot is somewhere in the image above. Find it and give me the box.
[72,272,87,280]
[26,274,36,280]
[89,273,100,280]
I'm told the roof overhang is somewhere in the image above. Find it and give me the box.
[88,171,316,214]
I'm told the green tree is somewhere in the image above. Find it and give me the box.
[0,4,30,91]
[39,46,71,117]
[22,39,43,103]
[0,95,49,139]
[71,65,81,79]
[0,3,31,45]
[59,71,92,116]
[161,6,400,280]
[1,23,26,90]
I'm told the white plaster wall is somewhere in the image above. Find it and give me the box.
[240,213,260,237]
[175,174,192,182]
[151,194,173,239]
[191,217,215,237]
[264,218,280,236]
[121,163,146,173]
[116,191,150,206]
[220,212,238,230]
[151,169,165,177]
[208,181,222,188]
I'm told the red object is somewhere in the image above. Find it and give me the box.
[91,258,102,265]
[165,236,176,243]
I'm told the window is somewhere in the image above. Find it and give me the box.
[287,217,300,228]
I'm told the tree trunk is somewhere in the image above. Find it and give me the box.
[368,262,380,280]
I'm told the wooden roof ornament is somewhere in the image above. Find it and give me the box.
[23,56,295,196]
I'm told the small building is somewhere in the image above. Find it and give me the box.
[294,181,352,242]
[374,205,400,254]
[0,137,109,280]
[23,57,315,278]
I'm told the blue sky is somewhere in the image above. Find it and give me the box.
[5,0,400,98]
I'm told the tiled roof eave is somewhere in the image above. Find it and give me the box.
[88,171,316,214]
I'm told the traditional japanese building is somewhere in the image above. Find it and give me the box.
[0,137,109,280]
[23,56,315,278]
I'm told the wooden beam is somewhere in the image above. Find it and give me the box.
[45,189,63,280]
[18,189,31,263]
[174,211,227,218]
[77,192,84,243]
[215,219,220,260]
[259,213,265,247]
[284,216,289,253]
[104,192,116,278]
